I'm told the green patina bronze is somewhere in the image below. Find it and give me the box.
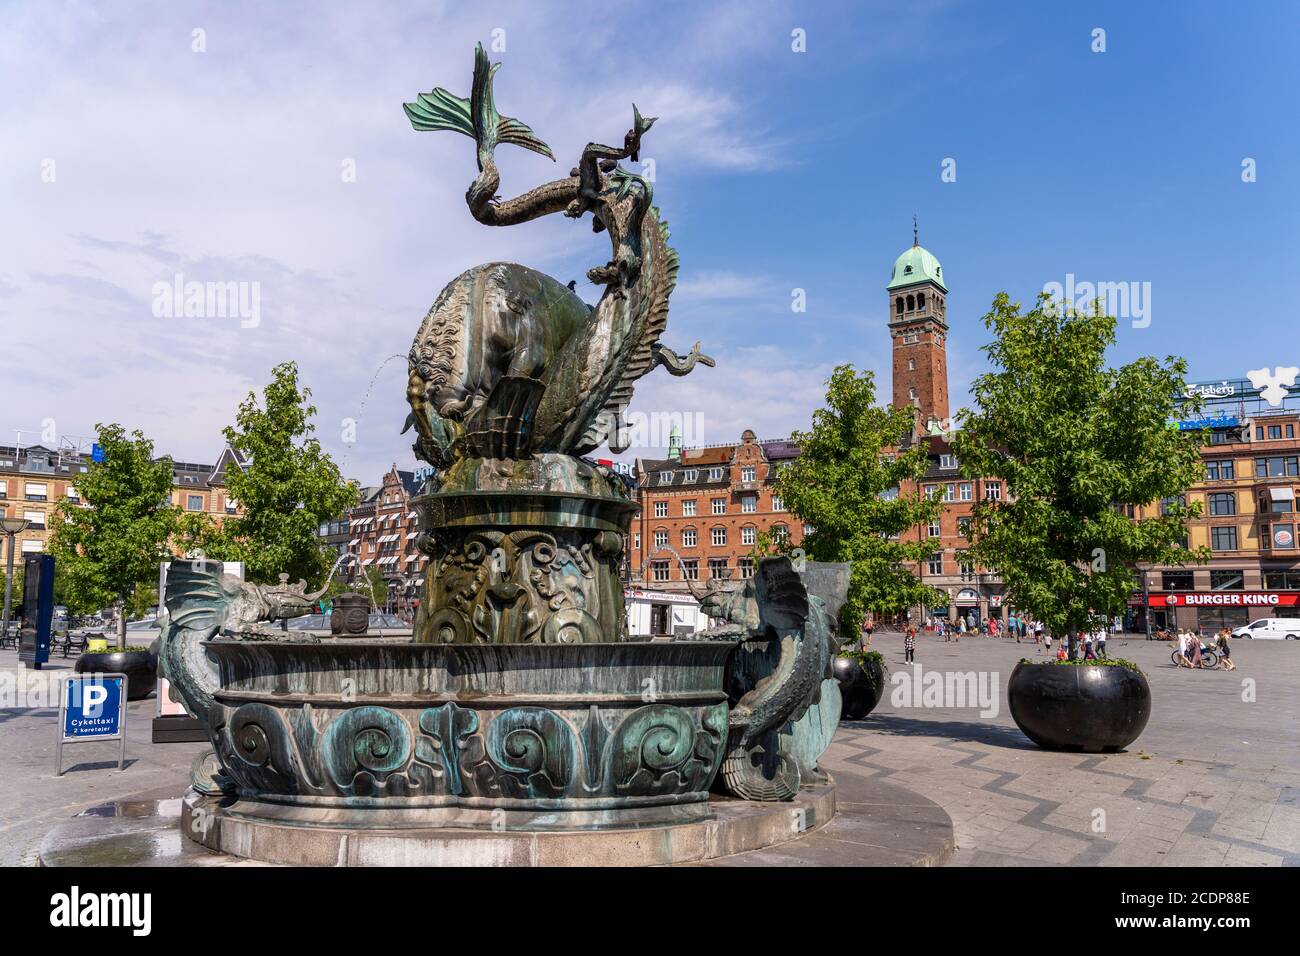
[157,46,851,859]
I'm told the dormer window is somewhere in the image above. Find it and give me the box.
[708,467,723,481]
[658,471,673,485]
[683,469,698,482]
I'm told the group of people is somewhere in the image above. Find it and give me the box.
[1175,627,1235,670]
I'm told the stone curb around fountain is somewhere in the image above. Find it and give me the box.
[38,771,953,867]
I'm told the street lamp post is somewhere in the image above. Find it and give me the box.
[1,517,31,644]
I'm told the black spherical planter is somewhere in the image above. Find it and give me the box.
[1007,661,1150,752]
[833,655,885,720]
[75,651,157,701]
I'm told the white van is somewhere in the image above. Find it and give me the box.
[1231,618,1300,640]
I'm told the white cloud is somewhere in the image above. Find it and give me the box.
[0,0,803,481]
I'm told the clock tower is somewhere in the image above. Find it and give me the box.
[888,223,950,433]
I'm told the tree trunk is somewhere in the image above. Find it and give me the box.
[116,601,127,651]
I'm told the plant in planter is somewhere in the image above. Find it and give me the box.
[75,643,158,701]
[833,648,887,720]
[1007,658,1150,752]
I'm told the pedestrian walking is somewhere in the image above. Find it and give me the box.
[1081,629,1095,659]
[1095,625,1108,659]
[1215,628,1234,670]
[904,625,916,663]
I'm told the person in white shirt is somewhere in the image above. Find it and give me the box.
[1176,629,1190,667]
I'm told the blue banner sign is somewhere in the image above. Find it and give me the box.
[1175,411,1240,431]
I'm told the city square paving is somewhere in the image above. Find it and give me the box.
[821,632,1300,866]
[2,635,1298,866]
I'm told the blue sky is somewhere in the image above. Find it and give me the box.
[2,0,1296,481]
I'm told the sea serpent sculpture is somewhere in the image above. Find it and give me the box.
[158,48,846,839]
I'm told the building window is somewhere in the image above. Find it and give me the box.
[909,387,918,400]
[654,500,668,518]
[708,467,724,481]
[944,483,956,502]
[23,510,46,529]
[711,527,727,547]
[708,558,728,579]
[681,559,699,580]
[682,499,697,517]
[1207,492,1236,516]
[957,553,975,580]
[940,454,957,470]
[1206,459,1235,481]
[682,528,697,548]
[1161,570,1194,590]
[0,480,6,498]
[959,482,972,501]
[738,557,755,578]
[772,496,784,511]
[1255,456,1300,478]
[927,520,941,538]
[1265,570,1300,588]
[683,469,698,483]
[1210,526,1238,551]
[741,525,756,546]
[908,359,915,371]
[187,494,204,511]
[21,538,43,553]
[658,472,673,485]
[1271,524,1295,549]
[632,533,640,550]
[651,560,670,582]
[712,498,726,515]
[927,555,943,576]
[958,517,971,537]
[1210,570,1244,590]
[654,530,669,549]
[772,524,789,544]
[741,466,756,482]
[741,496,757,513]
[24,482,47,501]
[984,481,1002,501]
[1269,425,1283,440]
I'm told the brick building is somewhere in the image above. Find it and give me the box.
[0,441,244,568]
[1132,387,1300,634]
[339,465,428,614]
[630,430,805,593]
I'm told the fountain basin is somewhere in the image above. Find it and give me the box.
[199,639,736,837]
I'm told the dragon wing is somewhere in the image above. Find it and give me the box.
[755,556,810,634]
[163,559,239,632]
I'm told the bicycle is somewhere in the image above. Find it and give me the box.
[1171,643,1218,669]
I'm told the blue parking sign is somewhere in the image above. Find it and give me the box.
[57,674,128,774]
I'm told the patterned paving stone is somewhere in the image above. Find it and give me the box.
[820,634,1300,867]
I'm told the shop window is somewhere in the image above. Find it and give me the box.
[1161,570,1194,590]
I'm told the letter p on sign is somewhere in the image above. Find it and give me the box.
[83,684,109,717]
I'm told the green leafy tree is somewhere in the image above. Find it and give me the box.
[47,424,179,648]
[192,362,358,587]
[952,293,1209,653]
[765,365,945,635]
